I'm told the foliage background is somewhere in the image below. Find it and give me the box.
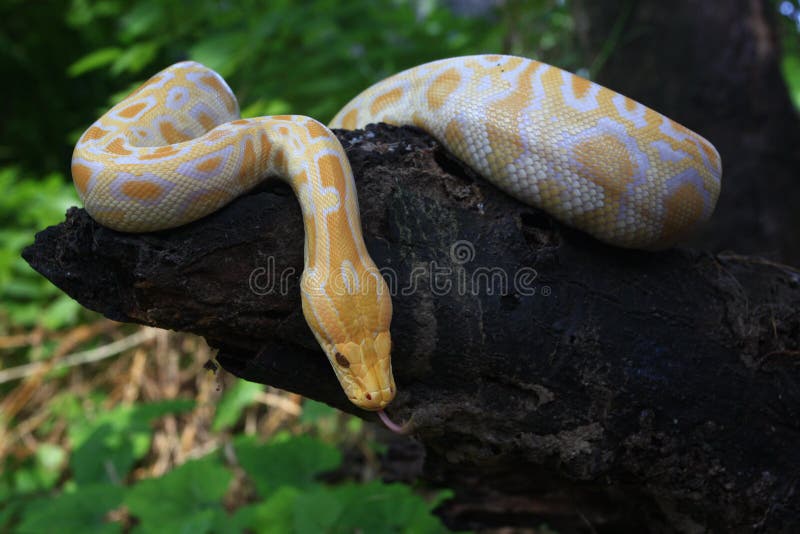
[0,0,798,532]
[0,1,577,532]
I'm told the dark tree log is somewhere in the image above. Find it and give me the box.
[24,125,800,533]
[573,0,800,267]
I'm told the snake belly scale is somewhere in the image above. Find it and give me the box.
[72,55,722,417]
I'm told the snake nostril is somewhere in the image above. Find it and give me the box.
[365,392,372,401]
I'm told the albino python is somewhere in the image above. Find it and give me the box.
[72,55,722,429]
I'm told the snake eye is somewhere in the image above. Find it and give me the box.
[334,352,350,368]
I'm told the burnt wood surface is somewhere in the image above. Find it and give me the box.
[24,124,800,532]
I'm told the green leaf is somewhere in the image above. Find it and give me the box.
[41,294,82,330]
[292,486,344,533]
[232,481,451,534]
[234,435,341,497]
[66,0,123,27]
[240,99,292,119]
[68,47,123,77]
[0,497,26,533]
[124,456,232,533]
[130,399,196,422]
[781,52,800,111]
[70,400,195,484]
[323,481,452,534]
[15,484,124,534]
[132,508,231,534]
[189,35,247,78]
[110,41,160,75]
[34,443,67,490]
[2,442,66,497]
[212,380,263,432]
[0,167,82,328]
[70,422,139,485]
[231,486,300,534]
[120,3,164,40]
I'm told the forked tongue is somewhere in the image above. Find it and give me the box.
[377,410,409,434]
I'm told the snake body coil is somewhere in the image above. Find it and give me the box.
[72,55,722,413]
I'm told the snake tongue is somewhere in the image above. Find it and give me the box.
[377,410,410,434]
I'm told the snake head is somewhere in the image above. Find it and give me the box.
[300,267,396,411]
[328,331,396,410]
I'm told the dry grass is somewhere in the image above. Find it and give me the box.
[0,318,371,483]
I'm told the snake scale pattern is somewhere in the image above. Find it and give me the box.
[72,55,722,419]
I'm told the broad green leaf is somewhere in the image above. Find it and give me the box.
[66,0,123,27]
[0,497,26,533]
[110,41,160,75]
[0,168,81,328]
[234,435,341,497]
[231,486,300,534]
[70,422,140,485]
[68,47,123,77]
[124,456,232,533]
[321,481,452,534]
[2,442,65,496]
[132,508,231,534]
[292,486,344,534]
[781,52,800,111]
[240,99,292,119]
[1,277,48,300]
[41,294,82,330]
[15,484,124,534]
[33,443,67,490]
[70,400,195,484]
[120,3,163,40]
[189,35,247,78]
[130,399,195,422]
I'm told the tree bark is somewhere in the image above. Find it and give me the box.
[24,125,800,532]
[573,0,800,267]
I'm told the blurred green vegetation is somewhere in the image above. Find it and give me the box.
[1,0,577,177]
[777,1,800,108]
[2,393,452,533]
[0,168,81,331]
[3,0,798,531]
[0,0,576,531]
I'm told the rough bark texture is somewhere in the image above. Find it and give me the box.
[573,0,800,267]
[24,125,800,533]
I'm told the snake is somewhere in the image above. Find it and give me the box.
[71,55,722,428]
